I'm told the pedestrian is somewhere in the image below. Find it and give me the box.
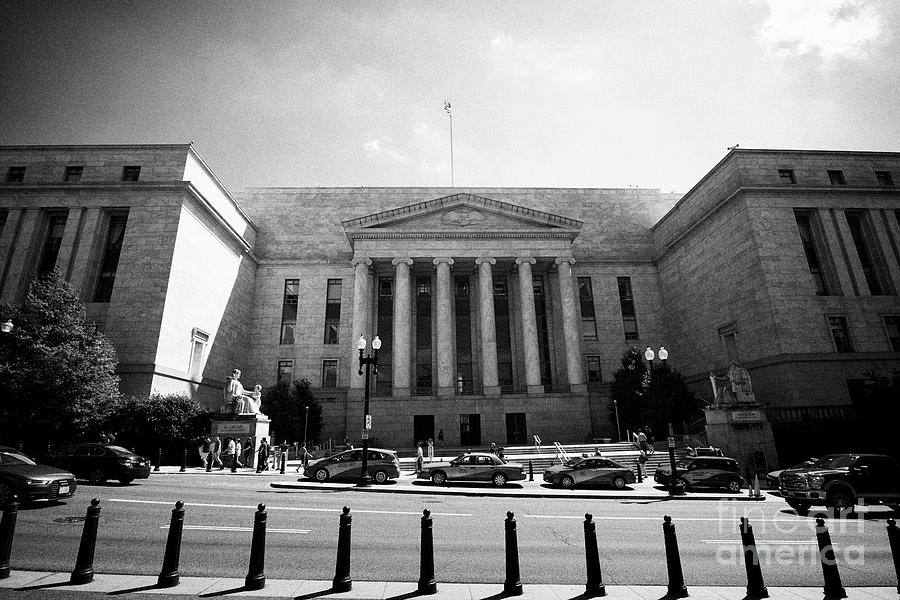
[594,446,602,456]
[198,435,211,467]
[99,432,109,444]
[645,427,656,454]
[490,442,497,455]
[235,438,243,468]
[497,447,505,460]
[225,437,237,469]
[212,436,223,469]
[107,432,117,444]
[296,443,312,473]
[256,437,270,472]
[427,438,434,462]
[437,429,445,447]
[415,442,424,472]
[637,429,649,453]
[243,437,254,467]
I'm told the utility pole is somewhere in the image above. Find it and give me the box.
[444,100,454,187]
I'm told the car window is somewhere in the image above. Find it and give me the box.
[349,451,362,462]
[0,450,36,466]
[367,451,383,460]
[817,455,856,469]
[89,447,107,457]
[106,446,133,456]
[477,456,493,465]
[75,446,93,457]
[55,446,78,456]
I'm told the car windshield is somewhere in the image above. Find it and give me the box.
[106,445,134,456]
[811,455,856,469]
[0,450,37,466]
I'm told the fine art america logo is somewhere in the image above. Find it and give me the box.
[441,210,485,227]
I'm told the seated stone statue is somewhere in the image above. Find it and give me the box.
[709,361,755,405]
[242,385,263,415]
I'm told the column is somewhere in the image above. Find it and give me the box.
[516,256,542,394]
[0,209,39,304]
[348,257,372,395]
[832,209,868,295]
[476,256,500,395]
[55,208,85,282]
[66,208,104,299]
[871,210,900,294]
[555,257,586,393]
[816,208,855,296]
[433,257,455,396]
[392,257,413,397]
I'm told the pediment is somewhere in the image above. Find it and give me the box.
[342,193,582,246]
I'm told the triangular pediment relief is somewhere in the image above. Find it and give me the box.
[342,193,582,245]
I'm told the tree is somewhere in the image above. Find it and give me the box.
[261,378,323,446]
[610,347,703,439]
[0,270,121,448]
[100,393,213,462]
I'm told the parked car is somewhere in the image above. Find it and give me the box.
[417,452,526,487]
[544,456,636,489]
[778,453,900,514]
[655,456,743,492]
[45,443,151,485]
[765,458,817,489]
[0,445,77,504]
[306,448,400,483]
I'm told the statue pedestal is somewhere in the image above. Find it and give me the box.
[704,403,779,476]
[211,413,271,469]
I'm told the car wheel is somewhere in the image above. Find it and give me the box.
[492,472,508,487]
[677,477,690,491]
[613,476,626,489]
[786,500,811,515]
[89,469,107,485]
[430,471,446,485]
[314,468,329,482]
[373,470,388,484]
[119,477,134,485]
[827,488,855,515]
[727,479,742,493]
[560,475,575,489]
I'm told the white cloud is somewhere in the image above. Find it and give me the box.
[757,0,883,61]
[490,32,596,85]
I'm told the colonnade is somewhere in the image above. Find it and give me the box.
[348,255,585,397]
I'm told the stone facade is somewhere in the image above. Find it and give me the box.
[1,145,898,459]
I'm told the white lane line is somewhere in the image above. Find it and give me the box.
[522,515,725,521]
[701,540,820,545]
[109,498,472,517]
[161,525,310,534]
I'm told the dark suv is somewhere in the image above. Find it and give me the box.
[779,453,900,514]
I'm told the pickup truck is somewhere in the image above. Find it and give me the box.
[778,453,900,514]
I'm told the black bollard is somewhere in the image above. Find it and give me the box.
[180,449,186,473]
[70,498,102,584]
[740,517,768,598]
[418,509,436,594]
[280,453,286,474]
[815,517,846,599]
[245,503,267,590]
[155,448,161,472]
[663,515,688,598]
[583,513,606,596]
[157,500,185,587]
[332,506,352,592]
[0,497,19,579]
[887,519,900,594]
[636,463,643,483]
[528,461,534,482]
[206,452,212,472]
[504,511,523,596]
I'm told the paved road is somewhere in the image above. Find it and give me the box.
[7,472,897,587]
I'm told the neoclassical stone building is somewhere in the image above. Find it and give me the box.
[2,144,898,458]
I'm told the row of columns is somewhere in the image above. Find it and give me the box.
[348,255,585,396]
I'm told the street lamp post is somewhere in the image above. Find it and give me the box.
[356,334,381,487]
[646,346,681,495]
[613,398,621,442]
[302,406,309,451]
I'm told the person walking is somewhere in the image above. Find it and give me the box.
[426,438,434,463]
[256,437,270,473]
[243,437,254,468]
[234,438,243,468]
[225,437,237,470]
[296,443,312,473]
[637,429,649,453]
[415,442,424,472]
[212,436,223,469]
[437,429,445,447]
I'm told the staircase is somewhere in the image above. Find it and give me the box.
[400,441,687,478]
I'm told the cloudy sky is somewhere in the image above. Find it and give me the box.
[1,0,898,193]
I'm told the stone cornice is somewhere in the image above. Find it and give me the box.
[349,231,579,241]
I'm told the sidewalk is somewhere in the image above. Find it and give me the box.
[2,571,897,600]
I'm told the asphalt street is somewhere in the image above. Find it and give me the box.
[6,471,897,588]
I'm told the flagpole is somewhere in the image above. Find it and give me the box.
[445,100,454,187]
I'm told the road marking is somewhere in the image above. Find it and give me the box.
[522,514,726,521]
[701,540,820,545]
[109,498,472,517]
[162,525,310,534]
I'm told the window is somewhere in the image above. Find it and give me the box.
[323,278,342,344]
[494,280,513,391]
[38,214,67,275]
[586,356,602,383]
[827,316,854,352]
[321,359,338,388]
[455,277,473,394]
[93,213,128,302]
[778,169,796,184]
[64,166,83,182]
[718,323,739,363]
[884,316,900,351]
[415,276,432,394]
[121,166,141,181]
[845,211,886,295]
[794,211,829,295]
[188,328,209,379]
[617,277,639,340]
[533,277,552,386]
[5,167,25,182]
[578,277,598,340]
[280,279,299,344]
[875,171,894,187]
[827,170,845,185]
[277,360,293,384]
